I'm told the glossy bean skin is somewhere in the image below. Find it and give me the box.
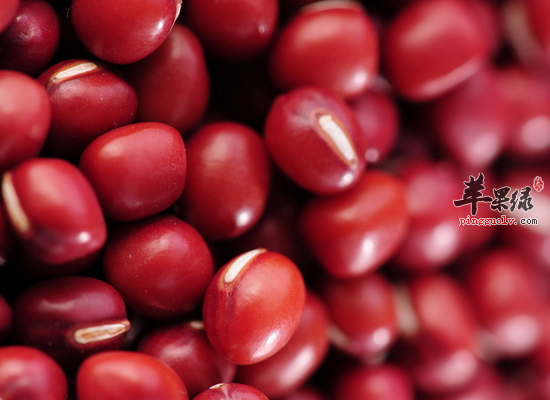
[76,351,188,400]
[348,88,399,164]
[79,122,187,222]
[269,1,378,100]
[0,0,60,76]
[2,158,106,265]
[0,346,67,400]
[103,215,214,319]
[203,249,306,365]
[12,276,130,367]
[37,59,138,160]
[320,273,398,361]
[185,0,278,61]
[235,291,330,398]
[123,24,209,136]
[178,122,270,240]
[299,170,409,279]
[138,321,237,399]
[0,70,50,173]
[194,383,268,400]
[264,86,366,195]
[70,0,181,64]
[383,0,490,101]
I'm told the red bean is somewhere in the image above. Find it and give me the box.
[79,122,187,222]
[0,0,19,33]
[194,383,268,400]
[103,214,214,319]
[76,350,188,400]
[203,249,306,365]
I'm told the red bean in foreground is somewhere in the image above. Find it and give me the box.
[79,122,187,222]
[264,86,366,195]
[2,158,106,265]
[299,170,409,279]
[71,0,181,64]
[194,383,268,400]
[0,346,67,400]
[203,249,306,365]
[76,351,188,400]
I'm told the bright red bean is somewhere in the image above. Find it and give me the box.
[185,0,278,61]
[0,0,60,76]
[37,59,138,160]
[194,383,268,400]
[70,0,181,64]
[203,248,306,365]
[103,215,214,319]
[269,1,378,99]
[79,122,187,222]
[177,122,270,240]
[383,0,490,101]
[235,291,330,398]
[138,321,237,399]
[12,276,130,367]
[2,158,106,265]
[0,346,67,400]
[299,170,409,279]
[320,273,398,361]
[0,70,50,173]
[264,86,366,195]
[76,351,188,400]
[123,24,209,136]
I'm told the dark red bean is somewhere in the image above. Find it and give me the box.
[320,273,398,361]
[0,205,14,266]
[0,294,12,344]
[79,122,187,222]
[0,70,50,173]
[37,59,138,160]
[332,364,414,400]
[0,0,59,76]
[203,249,306,365]
[185,0,278,61]
[264,86,366,195]
[525,0,550,67]
[70,0,182,64]
[0,0,19,33]
[0,345,67,400]
[348,88,399,164]
[177,122,270,240]
[12,276,130,367]
[103,215,214,319]
[2,158,106,265]
[464,249,545,359]
[235,291,330,398]
[138,321,237,399]
[194,383,268,400]
[277,386,328,400]
[383,0,490,101]
[394,274,480,394]
[269,1,378,100]
[123,24,208,136]
[299,170,408,279]
[76,350,188,400]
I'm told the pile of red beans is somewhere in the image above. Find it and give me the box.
[1,0,550,399]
